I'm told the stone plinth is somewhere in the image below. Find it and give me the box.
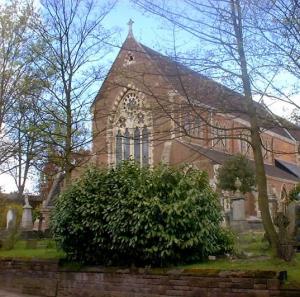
[230,187,247,232]
[40,207,54,231]
[20,205,33,231]
[232,196,246,221]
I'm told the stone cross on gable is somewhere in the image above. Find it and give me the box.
[127,19,134,37]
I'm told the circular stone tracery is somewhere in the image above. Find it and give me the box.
[116,91,147,128]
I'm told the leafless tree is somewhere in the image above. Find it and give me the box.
[131,0,300,256]
[0,0,39,166]
[251,0,300,120]
[32,0,117,185]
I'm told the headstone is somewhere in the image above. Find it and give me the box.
[287,201,298,236]
[274,212,294,261]
[33,218,42,231]
[20,195,33,231]
[6,208,16,230]
[40,207,54,231]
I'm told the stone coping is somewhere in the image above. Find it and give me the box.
[0,257,284,279]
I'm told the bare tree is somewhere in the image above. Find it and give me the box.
[3,87,47,198]
[251,0,300,119]
[131,0,300,256]
[32,0,117,185]
[0,0,39,165]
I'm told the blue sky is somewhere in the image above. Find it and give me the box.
[100,0,295,119]
[0,0,295,193]
[101,1,192,64]
[102,1,160,57]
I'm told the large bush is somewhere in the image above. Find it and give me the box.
[52,162,233,266]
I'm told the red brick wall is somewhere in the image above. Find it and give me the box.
[0,259,299,297]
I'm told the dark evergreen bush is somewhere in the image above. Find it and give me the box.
[51,162,233,266]
[217,154,256,194]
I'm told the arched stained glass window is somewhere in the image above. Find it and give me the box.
[113,91,151,166]
[124,128,131,160]
[134,127,140,163]
[116,130,122,165]
[142,127,149,165]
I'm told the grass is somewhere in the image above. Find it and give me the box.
[181,232,300,288]
[0,239,64,259]
[182,254,300,287]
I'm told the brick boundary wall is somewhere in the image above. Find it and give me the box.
[0,259,299,297]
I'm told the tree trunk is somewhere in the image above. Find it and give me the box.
[231,0,279,253]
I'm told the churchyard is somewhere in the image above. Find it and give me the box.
[0,162,300,296]
[1,0,300,296]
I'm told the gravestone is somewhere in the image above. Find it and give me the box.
[230,178,248,232]
[20,195,33,231]
[286,200,300,250]
[274,212,294,261]
[6,208,16,230]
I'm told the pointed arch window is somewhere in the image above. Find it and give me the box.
[134,127,141,163]
[124,128,131,160]
[116,130,123,165]
[142,127,149,165]
[113,91,151,166]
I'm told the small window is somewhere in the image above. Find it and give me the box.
[124,52,135,66]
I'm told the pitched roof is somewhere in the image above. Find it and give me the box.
[139,44,296,140]
[275,159,300,178]
[180,141,299,182]
[93,34,300,141]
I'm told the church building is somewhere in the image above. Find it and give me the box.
[90,21,300,219]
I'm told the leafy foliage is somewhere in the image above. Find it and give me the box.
[217,154,256,194]
[288,183,300,202]
[52,162,233,266]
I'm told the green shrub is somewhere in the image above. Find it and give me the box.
[217,154,256,194]
[52,162,233,266]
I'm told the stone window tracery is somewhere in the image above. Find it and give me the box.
[112,91,151,166]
